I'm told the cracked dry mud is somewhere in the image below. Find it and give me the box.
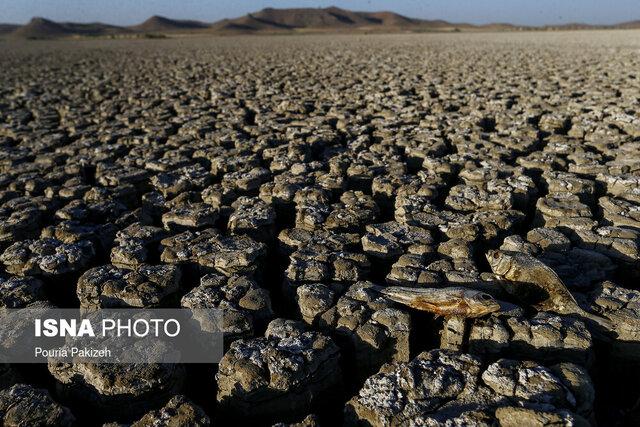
[0,30,639,426]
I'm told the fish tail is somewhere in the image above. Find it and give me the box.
[580,310,615,333]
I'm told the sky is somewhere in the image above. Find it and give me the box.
[1,0,638,26]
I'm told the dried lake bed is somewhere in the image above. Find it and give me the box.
[0,30,639,425]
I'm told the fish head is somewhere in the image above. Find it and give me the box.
[485,249,513,276]
[463,290,501,317]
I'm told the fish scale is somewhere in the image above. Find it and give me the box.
[373,285,501,318]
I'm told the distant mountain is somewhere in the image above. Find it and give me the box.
[3,7,640,39]
[129,15,209,32]
[0,23,20,35]
[209,8,640,33]
[362,11,417,26]
[10,17,129,39]
[7,15,208,39]
[10,17,70,38]
[616,20,640,29]
[210,7,436,33]
[543,23,601,31]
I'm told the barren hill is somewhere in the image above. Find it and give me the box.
[10,17,71,38]
[0,24,20,35]
[10,17,128,39]
[130,15,209,32]
[211,7,425,33]
[616,20,640,29]
[3,7,640,39]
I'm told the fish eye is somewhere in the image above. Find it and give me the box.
[479,293,493,301]
[492,252,500,259]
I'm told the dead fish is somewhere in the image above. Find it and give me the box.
[486,249,613,330]
[373,286,500,318]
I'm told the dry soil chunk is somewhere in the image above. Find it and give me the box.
[0,383,75,427]
[216,319,341,421]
